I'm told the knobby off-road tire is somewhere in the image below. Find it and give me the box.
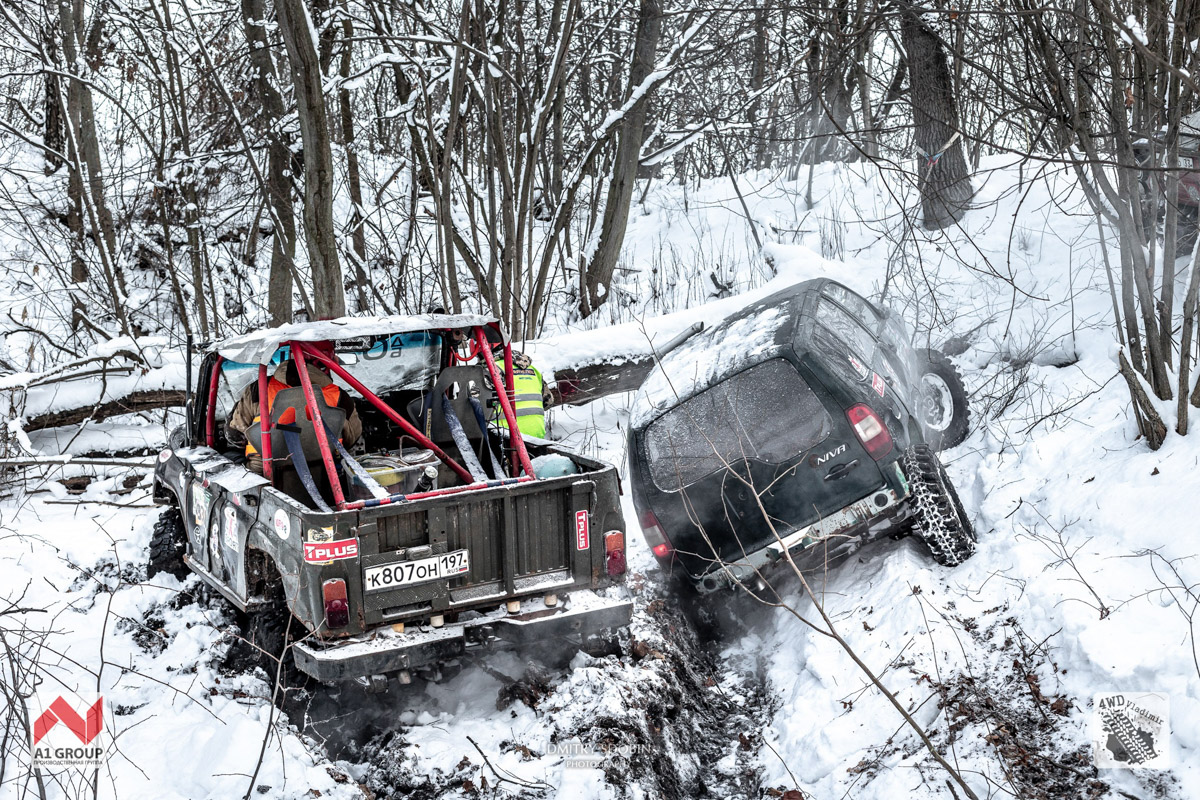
[148,506,190,580]
[901,445,976,567]
[223,597,294,680]
[917,348,970,451]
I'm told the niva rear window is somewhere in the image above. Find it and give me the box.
[644,359,833,492]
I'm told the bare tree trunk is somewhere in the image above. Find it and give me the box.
[339,16,371,314]
[581,0,662,316]
[275,0,345,319]
[50,11,89,331]
[42,19,63,175]
[55,0,129,334]
[747,3,767,168]
[61,0,121,283]
[900,7,973,229]
[446,1,474,315]
[158,0,213,336]
[241,0,295,325]
[1176,241,1200,434]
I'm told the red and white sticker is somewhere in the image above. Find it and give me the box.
[871,372,886,397]
[575,510,590,550]
[303,538,359,563]
[848,355,868,379]
[273,509,291,540]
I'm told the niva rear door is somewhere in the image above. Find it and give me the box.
[642,357,884,568]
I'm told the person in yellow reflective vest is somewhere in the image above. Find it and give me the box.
[494,351,552,439]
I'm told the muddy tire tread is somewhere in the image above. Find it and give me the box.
[148,506,190,580]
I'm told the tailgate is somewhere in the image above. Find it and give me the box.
[641,356,887,563]
[354,477,600,626]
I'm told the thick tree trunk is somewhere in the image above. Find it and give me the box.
[581,0,662,316]
[275,0,345,318]
[900,8,974,229]
[241,0,296,325]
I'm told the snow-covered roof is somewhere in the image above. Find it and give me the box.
[213,313,501,365]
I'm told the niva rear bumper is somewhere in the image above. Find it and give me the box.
[690,483,912,593]
[293,590,632,682]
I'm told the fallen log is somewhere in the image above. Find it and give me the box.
[22,389,185,432]
[0,456,156,468]
[540,319,700,407]
[548,323,702,406]
[551,357,655,406]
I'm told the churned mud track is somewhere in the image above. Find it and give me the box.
[130,564,775,799]
[294,574,775,799]
[546,580,776,799]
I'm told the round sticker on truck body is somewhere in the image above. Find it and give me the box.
[273,509,291,540]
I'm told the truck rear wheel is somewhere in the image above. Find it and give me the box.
[917,348,969,450]
[148,506,190,580]
[901,445,976,567]
[224,600,292,680]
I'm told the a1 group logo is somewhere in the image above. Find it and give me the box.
[30,690,107,768]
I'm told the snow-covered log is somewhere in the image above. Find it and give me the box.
[2,341,187,439]
[21,389,185,432]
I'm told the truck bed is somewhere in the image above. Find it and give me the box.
[352,451,621,627]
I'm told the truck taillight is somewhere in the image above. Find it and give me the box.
[639,510,674,560]
[604,531,627,576]
[847,404,893,460]
[322,579,350,629]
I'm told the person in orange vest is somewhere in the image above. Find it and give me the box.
[226,349,361,476]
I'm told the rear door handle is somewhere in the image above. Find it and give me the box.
[824,460,860,481]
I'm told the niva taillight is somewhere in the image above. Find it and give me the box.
[604,531,627,577]
[847,404,893,460]
[322,578,350,629]
[639,510,674,560]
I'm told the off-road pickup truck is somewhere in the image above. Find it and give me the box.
[150,314,631,688]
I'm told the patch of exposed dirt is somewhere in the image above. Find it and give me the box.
[848,609,1181,800]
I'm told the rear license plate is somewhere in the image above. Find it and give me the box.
[363,550,470,592]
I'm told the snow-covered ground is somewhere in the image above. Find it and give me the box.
[3,158,1198,799]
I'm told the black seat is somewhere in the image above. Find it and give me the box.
[248,385,349,509]
[407,366,494,446]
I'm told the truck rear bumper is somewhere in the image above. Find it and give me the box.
[292,591,633,682]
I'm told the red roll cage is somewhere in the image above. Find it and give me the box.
[205,323,537,511]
